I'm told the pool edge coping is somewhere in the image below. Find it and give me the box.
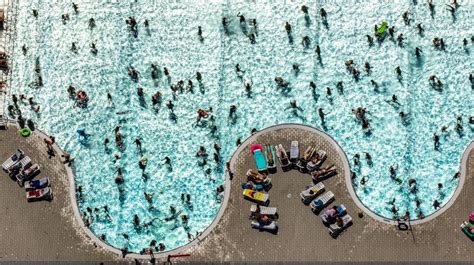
[228,123,470,226]
[5,119,232,260]
[344,140,472,226]
[4,120,470,259]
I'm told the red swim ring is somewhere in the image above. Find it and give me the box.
[250,144,263,154]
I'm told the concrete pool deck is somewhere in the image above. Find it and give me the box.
[0,123,472,262]
[186,124,474,262]
[0,124,117,262]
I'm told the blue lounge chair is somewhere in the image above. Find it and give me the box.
[251,144,268,173]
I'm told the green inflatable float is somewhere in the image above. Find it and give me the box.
[377,21,388,34]
[376,21,388,36]
[19,128,31,137]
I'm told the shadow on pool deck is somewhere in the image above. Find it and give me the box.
[187,126,474,262]
[0,125,117,261]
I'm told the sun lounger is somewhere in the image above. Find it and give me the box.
[307,150,327,172]
[300,182,325,204]
[461,222,474,241]
[241,180,272,192]
[275,144,292,172]
[25,177,50,191]
[251,144,268,173]
[249,204,278,219]
[251,220,278,233]
[16,163,41,186]
[8,156,32,179]
[290,141,299,162]
[265,145,277,174]
[311,165,338,183]
[296,146,316,173]
[329,214,353,238]
[310,191,335,214]
[243,189,269,206]
[321,204,347,226]
[246,169,271,185]
[26,187,53,202]
[2,149,25,173]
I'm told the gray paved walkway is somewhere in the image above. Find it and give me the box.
[187,125,474,262]
[0,124,117,262]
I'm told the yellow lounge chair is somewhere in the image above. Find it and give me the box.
[243,189,269,206]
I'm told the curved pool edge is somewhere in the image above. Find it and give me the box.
[345,139,472,226]
[228,122,471,226]
[5,119,232,260]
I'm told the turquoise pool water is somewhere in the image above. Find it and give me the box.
[8,0,473,252]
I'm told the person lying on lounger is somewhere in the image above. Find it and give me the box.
[247,169,267,183]
[256,214,272,226]
[311,152,323,164]
[312,165,336,178]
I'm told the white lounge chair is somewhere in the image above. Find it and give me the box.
[310,191,335,214]
[300,182,325,204]
[16,163,41,186]
[2,149,24,172]
[290,141,299,161]
[311,165,338,183]
[321,204,347,225]
[275,144,292,171]
[307,150,327,172]
[265,145,277,174]
[251,220,278,233]
[26,187,53,202]
[8,156,32,179]
[295,146,316,173]
[246,169,271,185]
[24,177,50,191]
[329,214,353,238]
[250,204,277,215]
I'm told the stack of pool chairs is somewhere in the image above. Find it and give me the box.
[242,144,279,234]
[2,149,53,202]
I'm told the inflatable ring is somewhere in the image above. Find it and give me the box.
[19,128,31,137]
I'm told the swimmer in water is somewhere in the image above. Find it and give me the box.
[285,22,291,34]
[115,168,124,184]
[222,17,229,33]
[71,42,78,53]
[135,138,142,153]
[237,13,245,23]
[415,47,422,58]
[72,3,79,13]
[416,23,424,35]
[196,71,202,82]
[89,18,96,29]
[318,108,328,123]
[302,36,311,48]
[90,42,97,54]
[433,133,440,150]
[362,63,371,77]
[62,13,70,24]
